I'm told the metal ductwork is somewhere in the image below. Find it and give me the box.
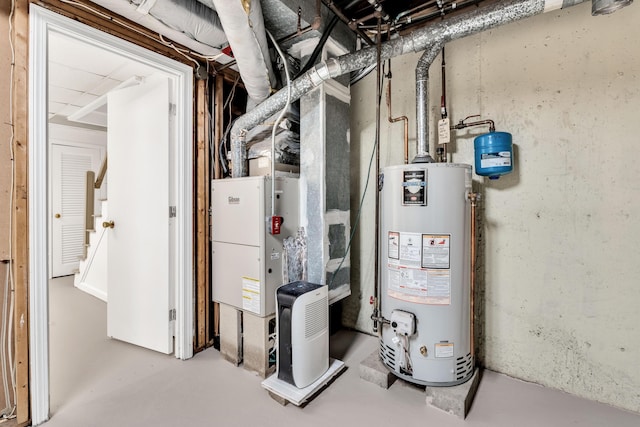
[130,0,227,48]
[91,0,275,104]
[414,43,443,163]
[592,0,633,14]
[211,0,277,104]
[232,0,598,177]
[90,0,229,59]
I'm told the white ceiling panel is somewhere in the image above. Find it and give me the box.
[47,30,164,124]
[109,61,157,82]
[58,104,81,117]
[48,101,67,115]
[49,85,84,105]
[87,78,125,97]
[75,92,100,106]
[49,31,129,77]
[48,63,106,93]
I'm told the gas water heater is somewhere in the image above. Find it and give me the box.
[380,163,474,386]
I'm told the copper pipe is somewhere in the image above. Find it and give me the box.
[322,0,375,45]
[312,0,323,30]
[468,192,479,359]
[451,115,495,132]
[386,79,409,165]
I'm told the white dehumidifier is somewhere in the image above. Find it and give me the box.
[276,281,328,388]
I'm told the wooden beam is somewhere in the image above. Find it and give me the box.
[212,74,225,341]
[33,0,197,67]
[13,0,31,424]
[214,75,224,180]
[195,78,210,351]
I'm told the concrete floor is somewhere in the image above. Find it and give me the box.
[45,276,640,427]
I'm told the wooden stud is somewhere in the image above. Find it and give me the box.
[214,74,224,180]
[212,74,225,341]
[13,1,31,424]
[195,78,210,351]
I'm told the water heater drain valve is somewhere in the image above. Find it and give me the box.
[390,310,416,336]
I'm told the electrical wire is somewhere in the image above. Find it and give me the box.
[265,30,291,219]
[215,75,241,177]
[158,34,201,69]
[1,267,10,415]
[3,0,17,419]
[293,15,339,80]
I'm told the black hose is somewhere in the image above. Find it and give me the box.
[293,14,340,80]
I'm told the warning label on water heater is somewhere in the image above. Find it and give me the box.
[387,265,451,305]
[422,234,450,269]
[402,170,427,206]
[387,231,451,305]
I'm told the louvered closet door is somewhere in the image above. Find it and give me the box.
[51,144,101,277]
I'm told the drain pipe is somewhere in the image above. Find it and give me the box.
[414,42,443,163]
[231,0,588,177]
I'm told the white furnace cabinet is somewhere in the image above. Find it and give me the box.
[211,176,299,317]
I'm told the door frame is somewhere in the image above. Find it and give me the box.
[29,5,194,425]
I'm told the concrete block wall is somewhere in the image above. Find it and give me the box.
[346,2,640,413]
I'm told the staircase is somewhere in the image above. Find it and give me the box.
[74,199,109,302]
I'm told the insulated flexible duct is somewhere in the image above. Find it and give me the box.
[231,0,592,177]
[94,0,276,103]
[129,0,227,48]
[212,0,277,104]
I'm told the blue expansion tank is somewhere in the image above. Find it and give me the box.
[473,131,513,179]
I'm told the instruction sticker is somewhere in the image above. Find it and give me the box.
[388,232,400,260]
[426,270,451,305]
[387,266,451,305]
[435,342,454,358]
[242,276,261,314]
[402,170,427,206]
[399,233,422,268]
[422,234,450,269]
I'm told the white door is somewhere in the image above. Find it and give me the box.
[50,144,102,277]
[106,76,173,354]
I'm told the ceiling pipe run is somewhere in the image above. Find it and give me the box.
[231,0,601,177]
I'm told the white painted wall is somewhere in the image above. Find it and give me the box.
[346,2,640,412]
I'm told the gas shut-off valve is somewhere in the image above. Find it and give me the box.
[390,310,416,336]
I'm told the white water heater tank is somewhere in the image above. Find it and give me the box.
[380,163,474,386]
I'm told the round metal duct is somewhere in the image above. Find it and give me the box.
[592,0,633,15]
